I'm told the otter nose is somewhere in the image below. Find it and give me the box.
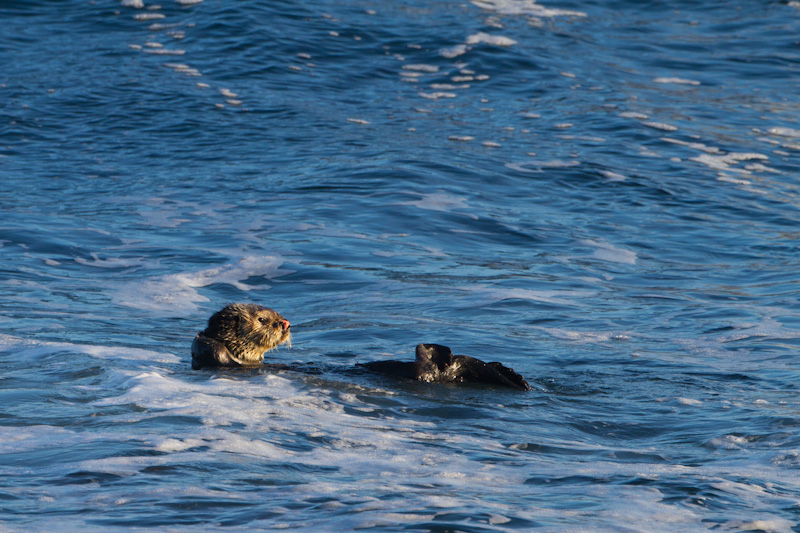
[281,319,290,331]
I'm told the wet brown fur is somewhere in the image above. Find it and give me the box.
[191,303,291,369]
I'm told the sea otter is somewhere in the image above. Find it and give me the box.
[361,343,531,391]
[191,304,529,391]
[191,303,291,370]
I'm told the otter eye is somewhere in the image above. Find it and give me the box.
[258,317,269,325]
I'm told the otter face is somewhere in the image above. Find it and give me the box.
[247,305,292,355]
[204,303,291,364]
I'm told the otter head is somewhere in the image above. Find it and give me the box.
[414,344,454,383]
[203,303,291,364]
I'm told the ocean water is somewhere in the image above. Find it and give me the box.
[2,0,800,530]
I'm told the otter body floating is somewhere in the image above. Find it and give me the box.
[191,305,529,391]
[191,303,291,370]
[362,343,531,391]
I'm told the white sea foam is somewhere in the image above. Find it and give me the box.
[419,92,457,100]
[767,127,800,138]
[148,22,181,32]
[134,12,165,20]
[430,83,468,90]
[0,333,180,364]
[164,62,201,76]
[440,44,469,58]
[690,152,769,175]
[718,175,751,185]
[471,0,586,17]
[0,425,97,458]
[642,121,678,132]
[84,370,517,498]
[143,48,186,55]
[402,64,439,73]
[465,32,517,47]
[653,77,701,85]
[661,137,721,154]
[537,328,631,343]
[114,255,292,315]
[677,397,703,406]
[93,371,302,426]
[725,520,795,533]
[744,162,779,174]
[156,432,286,458]
[619,111,649,120]
[724,317,800,342]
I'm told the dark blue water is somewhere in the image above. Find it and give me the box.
[3,0,800,530]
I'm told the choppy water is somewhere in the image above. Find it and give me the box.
[2,0,800,530]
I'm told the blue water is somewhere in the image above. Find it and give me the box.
[2,0,800,530]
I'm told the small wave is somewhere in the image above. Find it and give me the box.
[113,255,293,315]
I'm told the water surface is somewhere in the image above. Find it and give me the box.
[2,0,800,530]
